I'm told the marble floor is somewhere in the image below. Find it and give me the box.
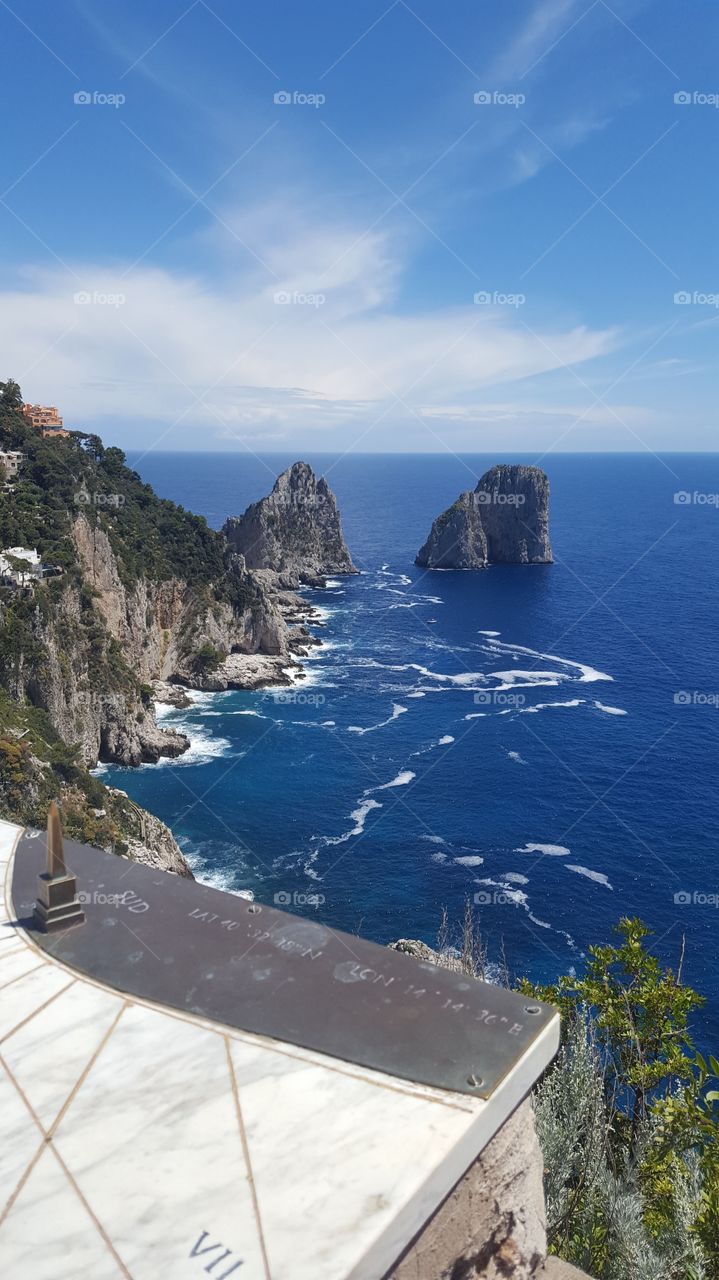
[0,820,558,1280]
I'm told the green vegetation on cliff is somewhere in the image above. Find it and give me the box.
[0,394,254,608]
[412,909,719,1280]
[527,919,719,1280]
[0,685,132,850]
[0,380,268,857]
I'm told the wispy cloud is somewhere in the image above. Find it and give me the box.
[1,207,618,447]
[486,0,590,83]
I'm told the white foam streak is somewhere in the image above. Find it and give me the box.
[366,769,416,793]
[515,842,571,856]
[348,702,408,735]
[482,637,613,684]
[566,864,613,888]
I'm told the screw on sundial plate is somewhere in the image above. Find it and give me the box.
[467,1073,484,1089]
[32,801,86,934]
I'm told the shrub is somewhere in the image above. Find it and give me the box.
[523,919,719,1279]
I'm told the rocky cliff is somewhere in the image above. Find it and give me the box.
[223,461,357,588]
[416,465,552,568]
[71,515,291,697]
[0,395,303,873]
[0,686,194,876]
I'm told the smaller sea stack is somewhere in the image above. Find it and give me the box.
[416,464,552,568]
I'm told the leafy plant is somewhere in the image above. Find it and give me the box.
[523,919,719,1279]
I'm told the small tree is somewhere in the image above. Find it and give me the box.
[523,919,719,1278]
[192,642,227,675]
[0,378,23,408]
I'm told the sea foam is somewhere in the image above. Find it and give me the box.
[515,842,571,857]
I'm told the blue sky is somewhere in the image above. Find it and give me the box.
[0,0,716,453]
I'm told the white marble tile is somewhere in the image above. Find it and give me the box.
[0,925,25,949]
[53,1005,267,1279]
[2,980,123,1130]
[230,1038,474,1280]
[0,949,44,988]
[0,963,72,1042]
[0,861,13,917]
[0,1148,126,1279]
[0,819,20,862]
[227,1026,480,1112]
[0,1064,43,1211]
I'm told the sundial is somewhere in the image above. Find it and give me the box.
[13,829,556,1098]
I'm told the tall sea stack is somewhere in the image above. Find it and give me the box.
[416,464,552,568]
[223,462,357,588]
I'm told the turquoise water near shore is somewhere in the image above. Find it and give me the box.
[103,452,719,1037]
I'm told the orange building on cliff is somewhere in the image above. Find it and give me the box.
[22,405,70,438]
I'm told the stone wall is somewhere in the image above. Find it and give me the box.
[386,1098,592,1280]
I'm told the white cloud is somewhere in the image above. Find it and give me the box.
[1,212,618,449]
[419,402,652,425]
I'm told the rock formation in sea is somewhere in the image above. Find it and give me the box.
[223,461,357,589]
[416,464,552,569]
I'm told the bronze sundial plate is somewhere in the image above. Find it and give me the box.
[12,831,556,1098]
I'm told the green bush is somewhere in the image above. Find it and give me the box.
[524,919,719,1279]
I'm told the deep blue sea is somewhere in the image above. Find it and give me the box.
[105,453,719,1039]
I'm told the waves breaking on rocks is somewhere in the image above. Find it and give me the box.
[106,554,623,973]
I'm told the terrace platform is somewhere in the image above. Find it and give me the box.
[0,818,560,1279]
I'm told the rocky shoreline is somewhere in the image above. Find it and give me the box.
[152,590,325,714]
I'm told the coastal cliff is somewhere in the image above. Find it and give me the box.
[416,464,552,569]
[71,515,293,699]
[0,392,304,872]
[223,461,357,588]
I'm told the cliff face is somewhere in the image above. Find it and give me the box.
[0,517,288,769]
[1,575,189,768]
[72,517,287,686]
[0,686,194,877]
[0,409,297,722]
[416,465,552,569]
[112,792,194,877]
[0,404,300,875]
[223,462,357,588]
[415,491,488,570]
